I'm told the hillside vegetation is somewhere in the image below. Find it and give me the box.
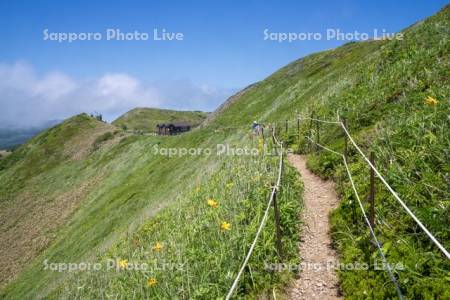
[211,5,449,298]
[112,107,208,133]
[1,114,302,298]
[0,114,124,287]
[1,5,449,299]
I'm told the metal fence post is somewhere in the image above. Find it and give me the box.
[285,119,288,134]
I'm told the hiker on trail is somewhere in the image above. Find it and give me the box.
[252,121,260,134]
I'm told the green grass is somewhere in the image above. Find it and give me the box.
[53,140,303,298]
[0,116,302,299]
[208,5,449,298]
[112,107,208,133]
[289,6,450,299]
[1,4,449,299]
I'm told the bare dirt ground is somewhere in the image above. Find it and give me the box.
[287,154,342,300]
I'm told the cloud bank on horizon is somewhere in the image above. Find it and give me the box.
[0,61,236,128]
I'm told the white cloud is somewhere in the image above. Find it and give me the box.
[35,71,77,101]
[0,61,237,128]
[97,73,139,98]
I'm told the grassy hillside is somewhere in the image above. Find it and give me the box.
[112,107,208,133]
[55,147,302,299]
[0,114,124,287]
[1,113,302,298]
[1,4,449,299]
[209,4,450,298]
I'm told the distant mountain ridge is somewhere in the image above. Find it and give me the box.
[0,120,60,149]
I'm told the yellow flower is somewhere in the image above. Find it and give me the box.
[220,221,231,231]
[207,199,219,208]
[152,242,163,252]
[147,277,157,286]
[118,259,128,269]
[424,96,438,106]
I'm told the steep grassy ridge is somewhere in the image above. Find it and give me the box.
[1,113,302,298]
[57,144,303,299]
[210,5,449,298]
[0,114,122,287]
[298,7,450,299]
[112,107,208,132]
[195,5,450,298]
[0,120,217,297]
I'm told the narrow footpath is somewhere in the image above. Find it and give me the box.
[287,154,342,300]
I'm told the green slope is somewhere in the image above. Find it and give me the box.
[1,114,302,298]
[1,4,449,299]
[0,114,123,287]
[210,5,450,298]
[112,107,208,132]
[212,5,450,298]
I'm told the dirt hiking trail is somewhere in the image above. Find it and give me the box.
[287,154,342,300]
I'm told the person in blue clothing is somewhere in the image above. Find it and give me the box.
[252,121,260,134]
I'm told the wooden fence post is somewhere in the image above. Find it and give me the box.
[272,125,276,144]
[308,112,314,152]
[273,186,283,260]
[369,151,376,230]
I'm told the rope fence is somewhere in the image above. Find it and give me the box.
[271,115,449,258]
[215,115,447,298]
[336,117,450,259]
[298,115,449,260]
[304,135,404,299]
[225,128,284,300]
[223,114,449,299]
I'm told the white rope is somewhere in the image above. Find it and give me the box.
[339,121,450,259]
[298,116,342,124]
[226,115,449,298]
[305,136,341,156]
[298,115,449,259]
[305,136,404,298]
[225,132,283,299]
[342,156,404,299]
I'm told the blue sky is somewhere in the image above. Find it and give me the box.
[0,0,447,127]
